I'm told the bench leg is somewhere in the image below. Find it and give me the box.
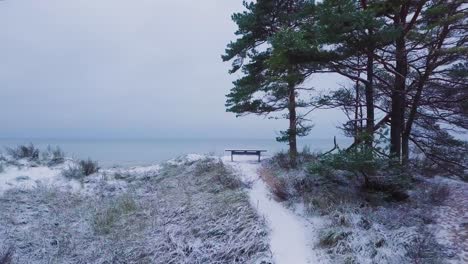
[231,153,233,162]
[258,153,261,162]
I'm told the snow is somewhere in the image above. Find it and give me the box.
[223,155,325,264]
[117,164,161,174]
[0,162,79,194]
[429,176,468,263]
[166,153,207,165]
[2,153,465,263]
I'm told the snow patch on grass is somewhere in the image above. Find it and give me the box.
[0,154,272,263]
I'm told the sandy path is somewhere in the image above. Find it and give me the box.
[223,156,319,264]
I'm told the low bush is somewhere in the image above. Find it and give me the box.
[6,143,39,161]
[309,148,410,202]
[271,148,318,170]
[79,158,99,176]
[270,152,292,170]
[309,148,378,185]
[298,146,317,164]
[0,246,14,264]
[42,146,65,166]
[62,165,85,180]
[62,158,100,179]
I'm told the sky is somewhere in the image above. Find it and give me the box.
[1,0,348,139]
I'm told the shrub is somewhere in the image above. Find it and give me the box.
[0,246,14,264]
[62,158,99,179]
[42,146,65,166]
[79,158,99,176]
[271,151,292,170]
[6,143,40,161]
[310,148,377,185]
[298,146,317,164]
[270,148,318,170]
[61,165,85,180]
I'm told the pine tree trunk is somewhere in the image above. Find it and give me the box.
[402,135,410,164]
[365,51,375,149]
[354,78,360,145]
[288,83,298,168]
[390,35,407,162]
[402,82,423,165]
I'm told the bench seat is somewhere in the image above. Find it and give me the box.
[225,149,267,162]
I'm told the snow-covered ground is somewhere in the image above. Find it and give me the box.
[1,152,466,263]
[430,177,468,263]
[223,155,327,264]
[0,154,272,263]
[0,161,80,194]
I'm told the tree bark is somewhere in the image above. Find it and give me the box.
[354,79,360,145]
[402,78,424,164]
[365,50,375,149]
[288,83,298,168]
[390,15,408,162]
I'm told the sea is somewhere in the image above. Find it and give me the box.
[0,138,353,168]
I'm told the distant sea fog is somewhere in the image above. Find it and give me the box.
[0,138,353,168]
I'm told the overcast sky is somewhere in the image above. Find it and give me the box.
[1,0,347,139]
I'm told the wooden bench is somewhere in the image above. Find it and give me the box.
[225,149,267,162]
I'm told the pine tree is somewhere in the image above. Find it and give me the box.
[223,0,317,168]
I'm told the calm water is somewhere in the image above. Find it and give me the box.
[0,138,352,168]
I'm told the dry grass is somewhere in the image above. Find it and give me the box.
[0,157,272,263]
[195,158,243,190]
[258,167,289,201]
[427,183,450,205]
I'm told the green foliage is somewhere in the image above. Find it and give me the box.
[223,0,321,160]
[276,125,312,143]
[310,147,377,180]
